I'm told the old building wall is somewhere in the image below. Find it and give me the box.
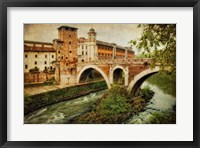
[56,26,79,84]
[24,72,55,84]
[97,45,113,60]
[24,51,56,73]
[58,26,78,69]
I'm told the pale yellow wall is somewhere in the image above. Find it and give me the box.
[24,51,56,73]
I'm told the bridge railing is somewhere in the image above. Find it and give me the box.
[78,58,152,65]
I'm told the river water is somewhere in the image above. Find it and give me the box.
[126,82,176,124]
[24,82,176,124]
[24,90,107,124]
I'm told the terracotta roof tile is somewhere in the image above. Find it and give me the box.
[24,40,52,45]
[24,45,55,52]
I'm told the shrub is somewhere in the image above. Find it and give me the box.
[146,111,176,124]
[140,86,154,102]
[29,66,39,73]
[43,77,55,86]
[75,86,133,124]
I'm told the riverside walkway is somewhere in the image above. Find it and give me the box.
[24,80,104,97]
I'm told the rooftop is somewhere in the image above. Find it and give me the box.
[24,41,55,52]
[53,39,64,43]
[57,25,78,30]
[78,37,133,52]
[24,40,52,45]
[96,40,133,52]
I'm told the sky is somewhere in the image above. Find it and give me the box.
[24,24,143,50]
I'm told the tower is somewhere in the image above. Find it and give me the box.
[57,26,78,63]
[88,28,97,42]
[87,28,98,62]
[56,25,78,84]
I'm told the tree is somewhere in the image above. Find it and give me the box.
[130,24,176,76]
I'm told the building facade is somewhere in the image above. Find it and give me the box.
[24,25,135,85]
[78,28,134,63]
[24,41,56,84]
[24,40,56,73]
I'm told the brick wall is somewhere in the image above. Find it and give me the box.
[128,65,149,83]
[24,72,55,84]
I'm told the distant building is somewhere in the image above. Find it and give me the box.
[24,40,56,73]
[78,28,134,63]
[24,41,56,83]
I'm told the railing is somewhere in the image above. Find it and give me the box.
[78,58,152,66]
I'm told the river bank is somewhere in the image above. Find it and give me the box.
[24,81,107,114]
[127,81,176,124]
[24,90,107,124]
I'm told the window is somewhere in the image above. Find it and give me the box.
[69,35,71,38]
[45,61,47,64]
[69,41,71,45]
[50,66,52,70]
[70,51,72,53]
[82,51,84,55]
[82,46,84,49]
[25,54,27,58]
[35,55,37,58]
[86,52,87,55]
[86,46,87,49]
[45,55,47,58]
[25,65,28,69]
[61,56,63,59]
[58,51,60,53]
[35,61,37,65]
[66,57,68,59]
[52,55,54,58]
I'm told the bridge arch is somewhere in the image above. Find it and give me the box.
[127,66,159,97]
[110,65,128,86]
[77,65,111,89]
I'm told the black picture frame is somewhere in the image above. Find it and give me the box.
[0,0,199,147]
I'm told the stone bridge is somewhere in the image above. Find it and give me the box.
[76,58,159,97]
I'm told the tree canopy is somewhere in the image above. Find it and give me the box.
[130,24,176,76]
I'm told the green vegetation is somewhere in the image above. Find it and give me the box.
[132,97,146,112]
[75,86,133,124]
[146,110,176,124]
[140,86,155,102]
[29,66,39,73]
[147,73,176,96]
[43,77,56,86]
[129,24,176,123]
[24,81,107,114]
[135,52,154,58]
[74,86,155,124]
[130,24,176,76]
[133,87,155,112]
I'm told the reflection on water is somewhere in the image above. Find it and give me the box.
[25,81,176,124]
[127,82,176,124]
